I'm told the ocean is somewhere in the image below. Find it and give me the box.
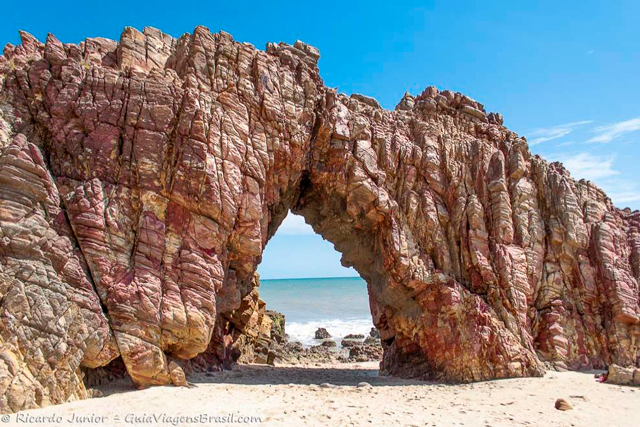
[258,277,374,346]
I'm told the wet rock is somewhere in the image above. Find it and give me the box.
[344,334,365,339]
[364,336,379,346]
[341,339,361,348]
[315,328,331,339]
[321,340,337,348]
[266,311,287,343]
[369,328,380,338]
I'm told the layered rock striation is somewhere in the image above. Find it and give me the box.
[0,26,638,412]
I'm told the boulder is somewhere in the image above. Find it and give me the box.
[341,339,361,348]
[344,334,365,339]
[315,328,331,339]
[348,345,383,362]
[364,336,379,346]
[169,362,189,388]
[267,311,287,343]
[285,342,304,352]
[606,364,640,386]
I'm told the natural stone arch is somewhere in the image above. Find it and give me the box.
[0,25,638,413]
[287,92,544,382]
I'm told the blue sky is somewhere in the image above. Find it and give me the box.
[2,1,638,278]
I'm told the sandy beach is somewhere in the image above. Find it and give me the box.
[8,362,637,427]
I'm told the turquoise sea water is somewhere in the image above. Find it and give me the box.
[259,277,374,346]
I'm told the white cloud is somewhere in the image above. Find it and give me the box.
[557,141,575,147]
[553,153,639,209]
[598,178,640,204]
[276,212,315,235]
[528,120,592,145]
[588,118,640,143]
[607,190,640,204]
[557,152,619,181]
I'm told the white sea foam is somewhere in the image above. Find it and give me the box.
[286,318,374,347]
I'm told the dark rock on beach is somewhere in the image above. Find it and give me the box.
[344,334,365,339]
[315,328,332,339]
[364,336,379,346]
[267,311,287,343]
[348,344,383,363]
[341,339,361,348]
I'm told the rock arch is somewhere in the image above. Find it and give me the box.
[0,26,638,412]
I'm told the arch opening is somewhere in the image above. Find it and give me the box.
[255,211,378,362]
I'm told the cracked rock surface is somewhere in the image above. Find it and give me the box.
[0,26,639,412]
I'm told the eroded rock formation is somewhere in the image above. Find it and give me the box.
[0,26,639,412]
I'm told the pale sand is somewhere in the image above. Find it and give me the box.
[9,362,638,427]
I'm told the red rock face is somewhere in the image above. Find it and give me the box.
[0,26,639,411]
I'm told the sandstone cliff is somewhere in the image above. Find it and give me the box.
[0,26,638,412]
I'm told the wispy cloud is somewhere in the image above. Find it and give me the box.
[557,152,640,208]
[277,213,315,235]
[588,118,640,143]
[554,153,639,209]
[605,185,640,204]
[595,178,640,205]
[528,120,592,145]
[557,141,575,147]
[586,49,594,55]
[557,152,619,181]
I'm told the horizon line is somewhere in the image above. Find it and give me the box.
[260,275,362,281]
